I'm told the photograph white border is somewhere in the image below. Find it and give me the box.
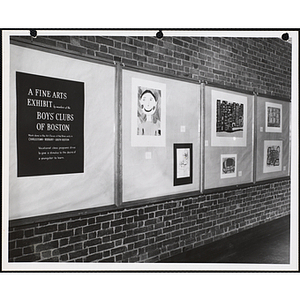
[1,30,298,274]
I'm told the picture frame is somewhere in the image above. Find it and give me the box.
[263,140,283,173]
[131,77,166,147]
[220,154,237,179]
[265,102,282,133]
[211,89,247,147]
[173,143,193,186]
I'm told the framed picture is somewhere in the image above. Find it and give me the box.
[263,140,283,173]
[173,143,193,186]
[265,102,282,133]
[220,154,237,179]
[131,78,166,147]
[211,90,247,147]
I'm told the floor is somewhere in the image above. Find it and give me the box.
[160,215,290,264]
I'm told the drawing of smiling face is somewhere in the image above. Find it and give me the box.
[139,91,157,116]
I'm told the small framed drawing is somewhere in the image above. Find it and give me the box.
[263,140,282,173]
[265,102,282,133]
[173,143,193,186]
[131,78,166,147]
[220,154,237,179]
[211,90,247,147]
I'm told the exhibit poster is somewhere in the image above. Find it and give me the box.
[263,140,282,173]
[131,78,166,147]
[211,90,247,147]
[16,72,84,177]
[265,102,282,133]
[220,154,237,179]
[173,143,193,186]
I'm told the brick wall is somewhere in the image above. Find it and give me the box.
[8,34,292,263]
[12,35,292,99]
[9,180,290,262]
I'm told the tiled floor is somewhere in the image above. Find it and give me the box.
[161,215,290,264]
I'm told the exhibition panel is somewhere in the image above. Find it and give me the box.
[122,69,201,202]
[204,85,254,190]
[9,45,116,219]
[255,96,290,181]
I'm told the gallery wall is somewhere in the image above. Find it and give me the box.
[11,43,291,220]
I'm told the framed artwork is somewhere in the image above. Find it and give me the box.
[211,90,247,147]
[173,143,193,186]
[263,140,283,173]
[265,102,282,133]
[131,78,166,147]
[220,154,237,179]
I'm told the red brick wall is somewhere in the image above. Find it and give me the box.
[8,35,291,263]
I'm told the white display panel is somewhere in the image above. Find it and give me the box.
[256,96,290,181]
[204,85,254,190]
[122,70,200,202]
[9,45,116,219]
